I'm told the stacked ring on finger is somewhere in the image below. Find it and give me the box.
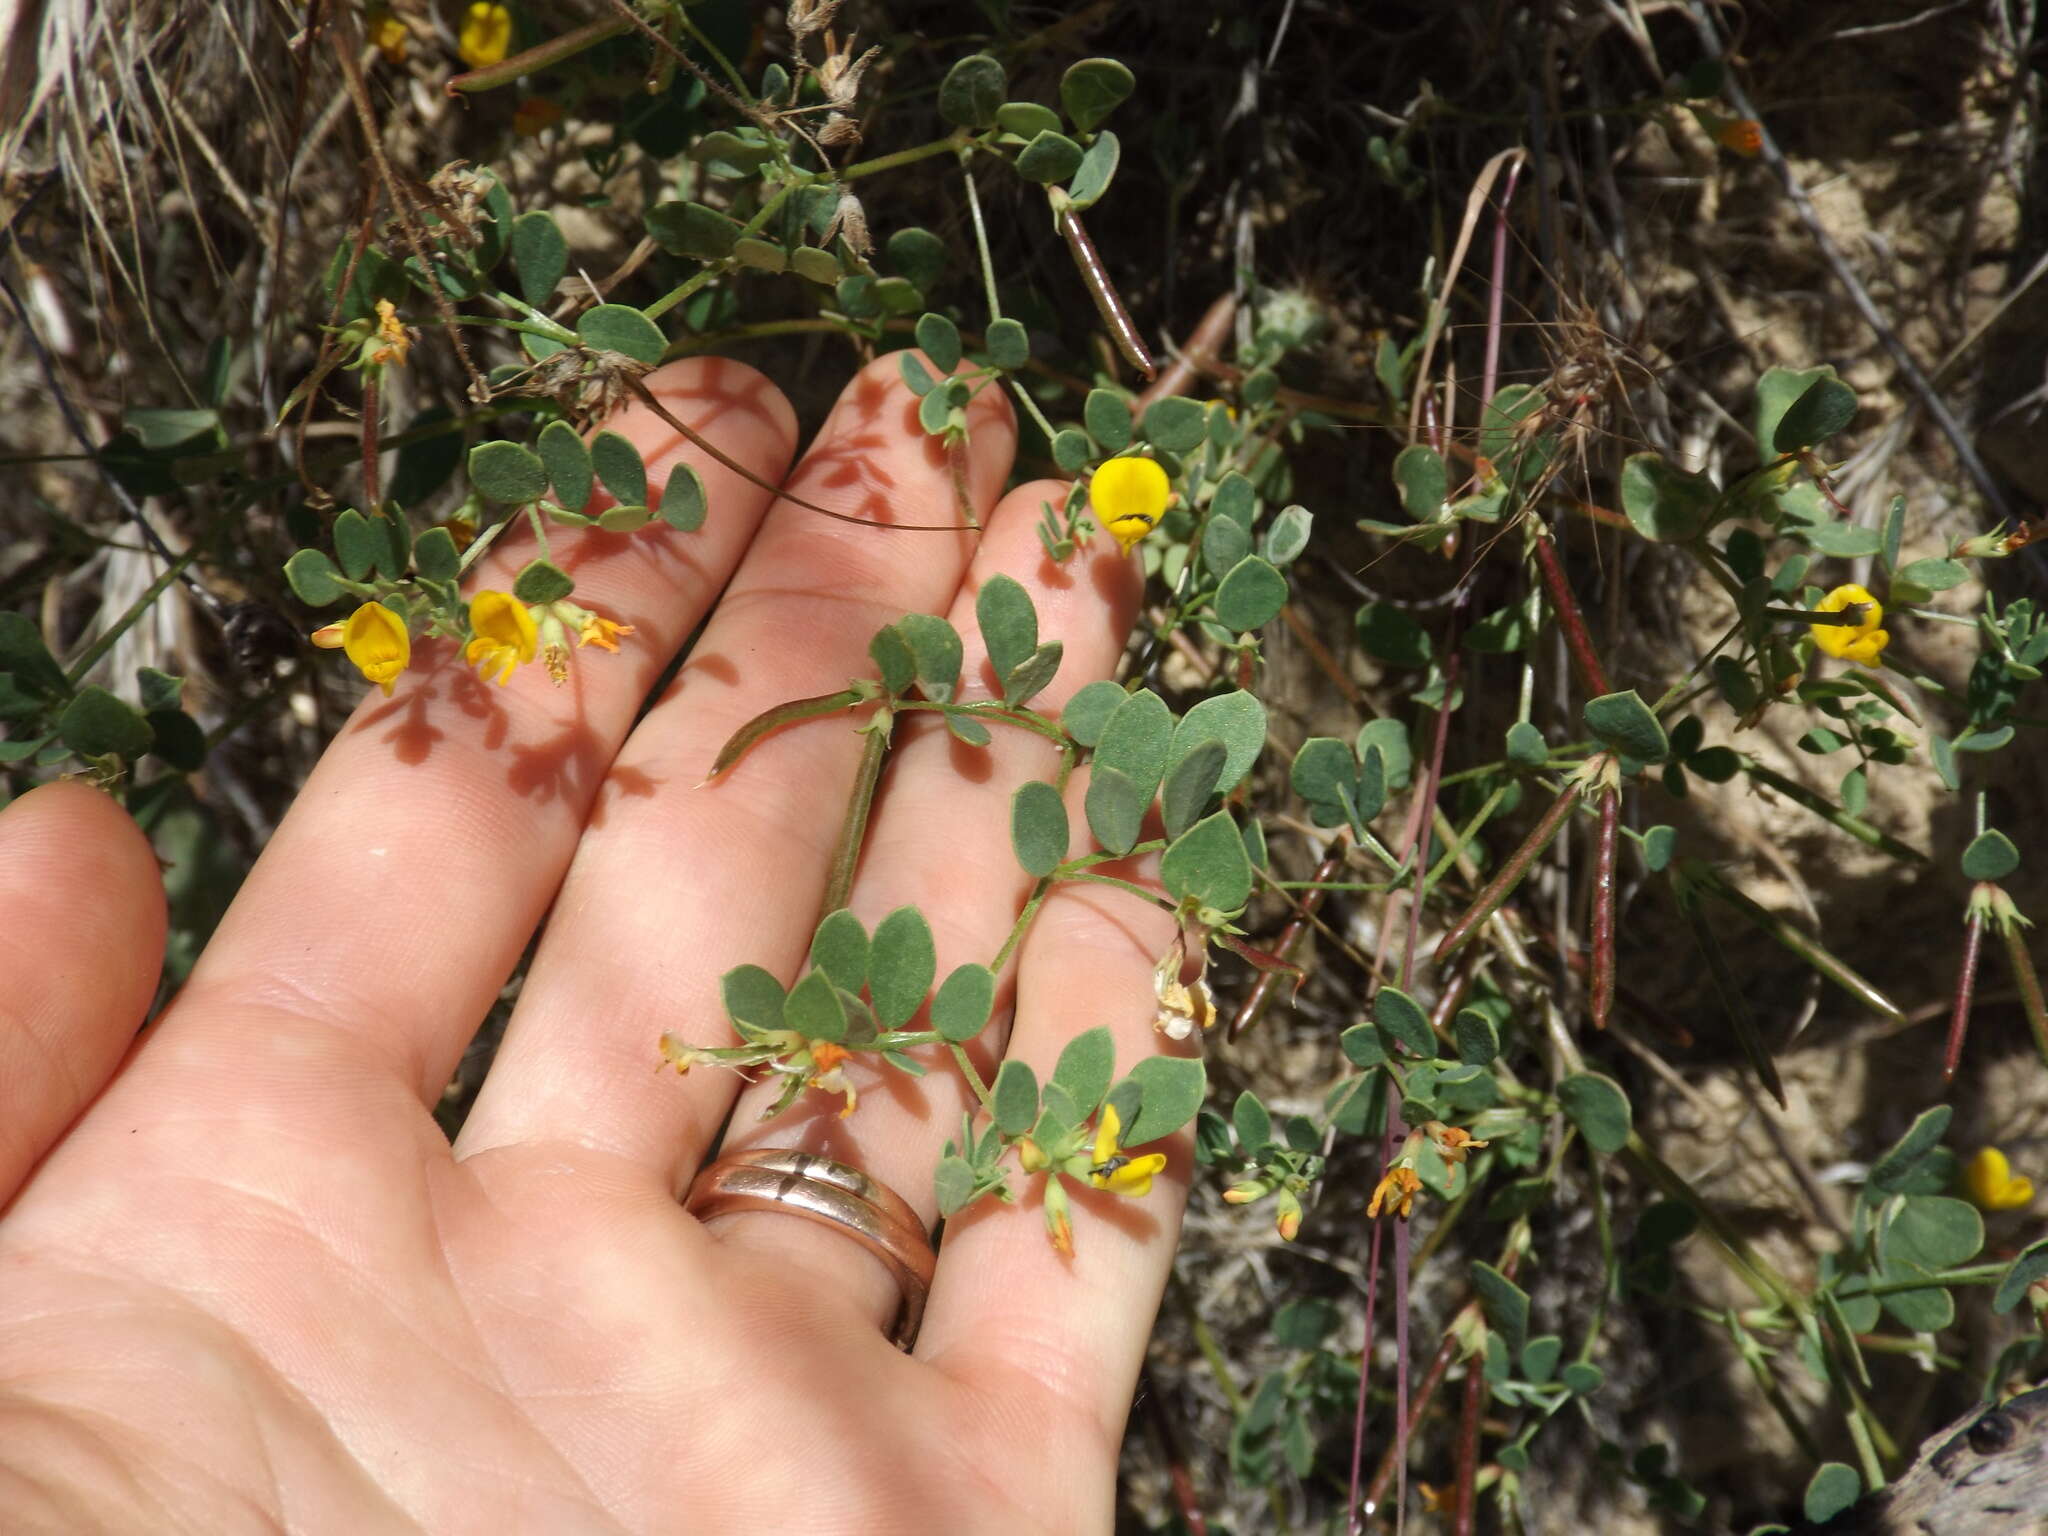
[684,1147,935,1349]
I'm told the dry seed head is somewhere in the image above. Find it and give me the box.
[786,0,847,43]
[821,187,871,257]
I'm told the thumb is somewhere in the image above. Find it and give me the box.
[0,780,166,1205]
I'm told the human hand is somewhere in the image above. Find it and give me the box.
[0,355,1190,1532]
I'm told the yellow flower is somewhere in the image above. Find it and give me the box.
[367,298,411,368]
[1366,1165,1422,1220]
[1965,1146,2035,1211]
[368,9,408,63]
[512,97,562,137]
[465,589,537,684]
[312,600,411,696]
[1716,118,1762,157]
[1088,1101,1169,1198]
[1424,1121,1489,1167]
[457,2,512,69]
[1089,456,1170,554]
[806,1040,858,1118]
[1811,583,1889,666]
[576,611,635,652]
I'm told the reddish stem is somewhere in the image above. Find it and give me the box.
[2004,920,2048,1069]
[1139,292,1236,409]
[360,371,381,510]
[1346,1214,1388,1533]
[1590,788,1619,1029]
[1946,909,1986,1083]
[1434,784,1579,965]
[1057,205,1155,380]
[1230,844,1343,1041]
[1531,533,1611,696]
[1450,1332,1487,1536]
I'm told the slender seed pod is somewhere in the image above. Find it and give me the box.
[1057,201,1155,380]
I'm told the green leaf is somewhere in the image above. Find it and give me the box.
[808,909,869,992]
[509,211,567,308]
[1122,1054,1206,1146]
[1171,691,1265,792]
[1753,364,1833,455]
[660,463,708,532]
[1354,601,1431,666]
[1374,986,1435,1057]
[1142,396,1208,455]
[1084,764,1145,856]
[946,712,991,747]
[891,613,963,703]
[1393,444,1446,522]
[1561,1362,1605,1395]
[935,1155,976,1217]
[1011,780,1069,877]
[387,408,462,509]
[1773,374,1859,452]
[469,440,549,504]
[1015,129,1084,183]
[1051,428,1091,473]
[1003,642,1062,709]
[1996,1238,2048,1313]
[1506,720,1548,767]
[1963,830,2020,881]
[333,508,403,581]
[512,558,573,605]
[537,421,594,513]
[1884,1195,1983,1270]
[589,430,646,509]
[284,548,344,607]
[976,573,1038,682]
[1798,520,1883,558]
[869,906,937,1029]
[1212,471,1255,527]
[1202,515,1251,581]
[1291,737,1359,826]
[1214,557,1288,633]
[577,304,665,366]
[1161,808,1252,914]
[1479,385,1552,486]
[1340,1023,1386,1068]
[1161,739,1226,840]
[931,963,997,1043]
[647,200,742,260]
[1620,452,1717,542]
[913,312,962,374]
[1557,1072,1632,1153]
[145,707,205,771]
[1066,129,1119,211]
[1060,57,1134,133]
[135,668,182,714]
[720,964,786,1037]
[1896,556,1968,591]
[1063,679,1125,746]
[1230,1091,1273,1155]
[885,228,946,292]
[1357,719,1412,791]
[1455,1007,1499,1066]
[1583,690,1670,764]
[783,969,847,1043]
[1471,1261,1530,1359]
[992,1058,1040,1135]
[1522,1335,1563,1384]
[123,406,218,451]
[58,687,153,759]
[939,54,1006,128]
[731,237,787,273]
[1095,688,1175,803]
[1869,1106,1952,1193]
[996,100,1062,138]
[790,245,840,285]
[1263,504,1312,565]
[1053,1027,1116,1116]
[1084,388,1133,452]
[985,317,1031,369]
[1803,1464,1862,1525]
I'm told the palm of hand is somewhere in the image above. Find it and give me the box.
[0,358,1183,1534]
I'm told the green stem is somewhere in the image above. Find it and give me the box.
[958,146,1002,321]
[1744,761,1930,866]
[65,545,200,686]
[947,1042,997,1113]
[1422,783,1507,897]
[645,182,798,322]
[822,722,890,915]
[521,504,553,563]
[1065,869,1176,909]
[673,9,749,97]
[840,134,967,182]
